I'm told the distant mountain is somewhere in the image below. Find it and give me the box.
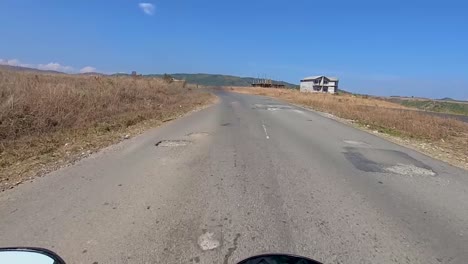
[0,64,64,74]
[145,73,298,88]
[439,97,456,101]
[77,72,106,76]
[0,65,108,76]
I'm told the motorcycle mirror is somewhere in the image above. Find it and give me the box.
[238,254,322,264]
[0,248,66,264]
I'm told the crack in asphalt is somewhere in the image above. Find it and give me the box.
[223,233,241,264]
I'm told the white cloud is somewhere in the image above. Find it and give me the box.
[37,62,74,72]
[0,58,33,68]
[139,3,155,15]
[79,66,97,73]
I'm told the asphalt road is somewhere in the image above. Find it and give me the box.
[1,90,467,264]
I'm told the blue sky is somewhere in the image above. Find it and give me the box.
[1,0,467,99]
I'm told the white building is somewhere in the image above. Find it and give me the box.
[300,76,339,94]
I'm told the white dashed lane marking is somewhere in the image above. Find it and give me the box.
[262,122,270,139]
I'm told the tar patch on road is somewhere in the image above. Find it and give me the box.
[155,140,192,147]
[343,147,436,176]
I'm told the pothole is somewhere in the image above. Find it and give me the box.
[253,104,293,111]
[198,232,220,251]
[186,132,210,140]
[384,163,436,176]
[221,123,231,127]
[344,140,370,147]
[343,147,436,176]
[155,140,191,147]
[187,132,210,137]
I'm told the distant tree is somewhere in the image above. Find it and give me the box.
[163,74,173,83]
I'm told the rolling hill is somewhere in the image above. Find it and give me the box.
[145,73,298,88]
[0,66,297,88]
[0,64,64,74]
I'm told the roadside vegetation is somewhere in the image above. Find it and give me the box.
[0,69,214,190]
[230,87,468,169]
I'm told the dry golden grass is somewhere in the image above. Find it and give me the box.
[230,87,468,169]
[0,70,213,189]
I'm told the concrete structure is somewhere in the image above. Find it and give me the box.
[251,79,285,88]
[300,76,339,94]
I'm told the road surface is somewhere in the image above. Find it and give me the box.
[1,90,467,264]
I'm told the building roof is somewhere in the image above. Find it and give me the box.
[302,75,338,81]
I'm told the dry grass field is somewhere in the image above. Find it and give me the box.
[230,87,468,169]
[0,69,214,190]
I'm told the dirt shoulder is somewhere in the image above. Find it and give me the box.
[227,87,468,170]
[0,70,216,191]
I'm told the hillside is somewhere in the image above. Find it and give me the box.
[400,100,468,116]
[384,96,468,116]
